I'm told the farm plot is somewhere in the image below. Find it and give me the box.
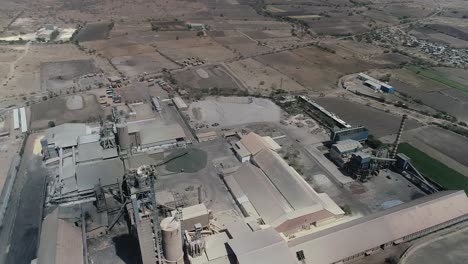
[154,36,236,63]
[1,44,92,97]
[398,143,468,194]
[187,96,281,128]
[405,126,468,168]
[226,58,305,95]
[256,47,379,91]
[40,59,100,92]
[173,64,243,92]
[30,94,103,129]
[314,97,421,137]
[411,27,468,48]
[212,31,273,57]
[111,53,178,77]
[390,68,468,121]
[74,22,114,42]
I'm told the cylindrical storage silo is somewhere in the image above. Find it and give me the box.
[160,217,184,264]
[116,123,131,150]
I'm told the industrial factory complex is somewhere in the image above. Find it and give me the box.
[16,90,465,264]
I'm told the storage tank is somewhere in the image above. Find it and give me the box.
[160,217,184,264]
[116,123,130,150]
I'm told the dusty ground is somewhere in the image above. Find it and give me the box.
[400,225,468,264]
[314,97,421,137]
[0,44,114,102]
[40,59,100,92]
[389,68,468,122]
[187,96,282,128]
[255,46,386,92]
[30,94,103,129]
[226,58,305,95]
[174,64,243,92]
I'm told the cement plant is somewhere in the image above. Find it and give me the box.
[0,0,468,264]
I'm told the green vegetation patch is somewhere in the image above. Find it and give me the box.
[406,65,468,93]
[398,143,468,193]
[165,148,207,173]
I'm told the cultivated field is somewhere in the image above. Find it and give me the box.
[404,126,468,170]
[226,58,305,95]
[256,46,382,92]
[398,143,468,194]
[390,68,468,122]
[74,22,114,42]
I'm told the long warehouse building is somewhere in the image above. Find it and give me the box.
[226,146,344,236]
[288,190,468,264]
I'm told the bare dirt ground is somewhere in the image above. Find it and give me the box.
[30,94,103,129]
[314,97,421,137]
[400,225,468,264]
[174,64,242,92]
[389,68,468,122]
[0,44,97,100]
[40,59,100,92]
[255,46,383,92]
[187,96,282,128]
[226,58,305,95]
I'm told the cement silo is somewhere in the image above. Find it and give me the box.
[116,123,130,151]
[160,217,184,264]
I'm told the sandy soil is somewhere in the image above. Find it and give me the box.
[187,96,281,127]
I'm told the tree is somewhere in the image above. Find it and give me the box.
[48,121,56,127]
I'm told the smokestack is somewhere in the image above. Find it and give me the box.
[391,114,407,159]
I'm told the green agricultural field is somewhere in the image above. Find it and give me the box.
[407,65,468,93]
[398,143,468,194]
[406,65,468,93]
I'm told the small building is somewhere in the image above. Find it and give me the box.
[329,139,363,167]
[151,96,161,112]
[196,131,217,142]
[232,132,282,163]
[127,120,187,149]
[233,141,251,163]
[330,126,368,143]
[172,204,210,231]
[173,97,188,111]
[357,73,395,93]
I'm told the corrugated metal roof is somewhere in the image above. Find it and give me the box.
[289,191,468,264]
[77,134,100,145]
[77,142,103,163]
[173,97,188,109]
[239,133,270,155]
[37,207,84,264]
[332,139,362,154]
[138,123,186,146]
[252,149,322,210]
[76,158,124,191]
[46,123,87,148]
[228,227,297,264]
[231,163,293,224]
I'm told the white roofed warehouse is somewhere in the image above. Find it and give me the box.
[225,147,344,236]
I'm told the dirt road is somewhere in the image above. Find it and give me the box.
[0,41,31,88]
